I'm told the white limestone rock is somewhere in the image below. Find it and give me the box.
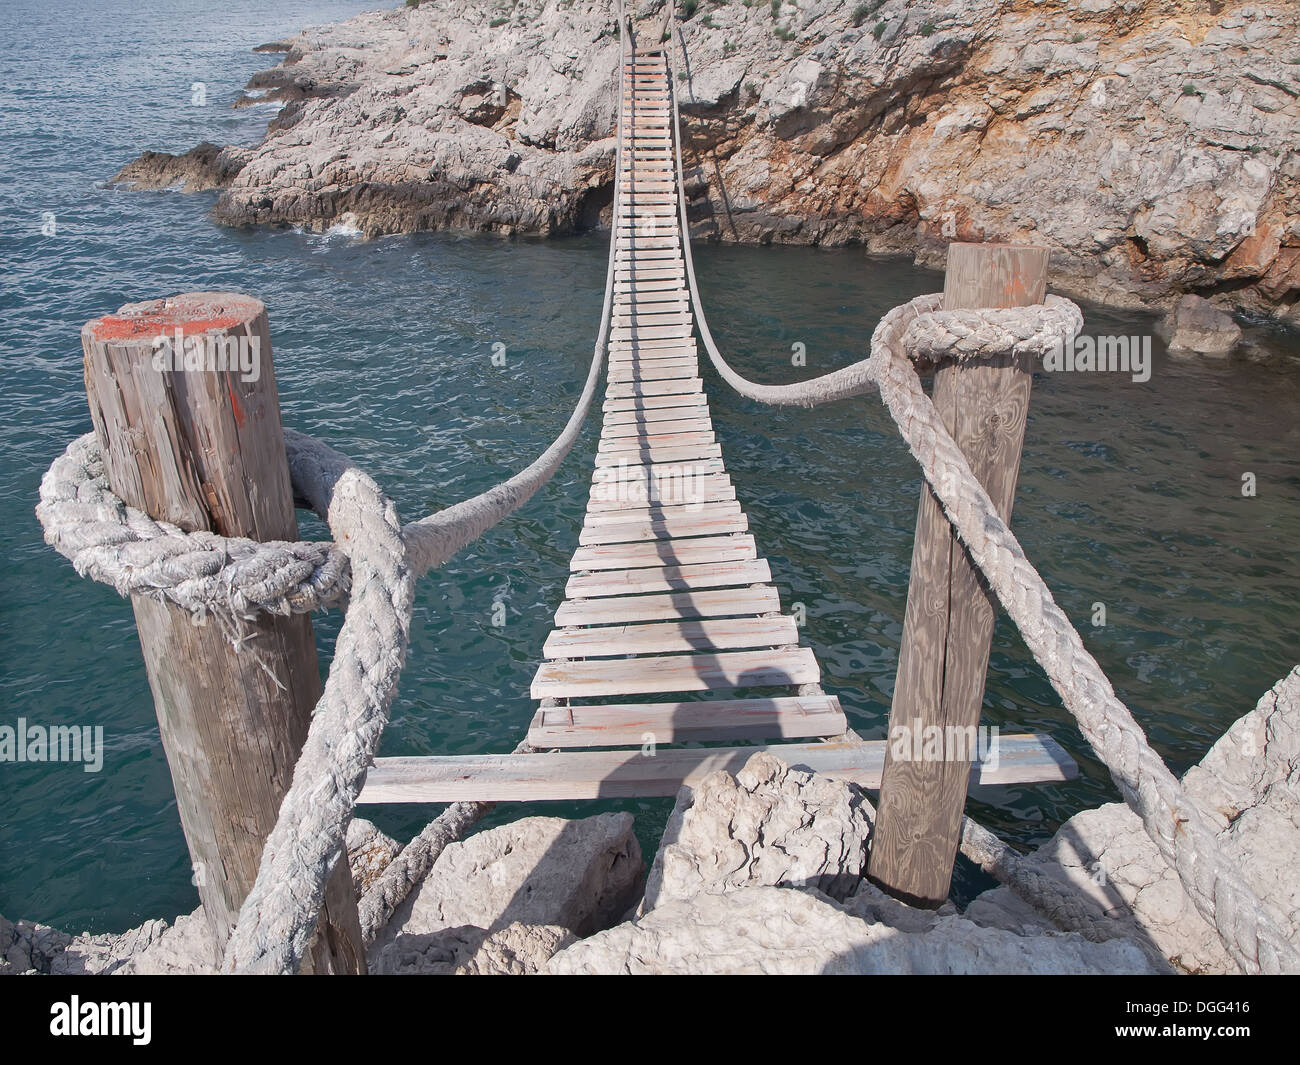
[372,813,643,965]
[546,885,1160,974]
[377,921,576,975]
[346,817,401,896]
[642,751,871,911]
[116,0,1300,319]
[967,667,1300,974]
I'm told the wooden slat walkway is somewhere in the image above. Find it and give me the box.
[523,48,849,748]
[355,38,1079,804]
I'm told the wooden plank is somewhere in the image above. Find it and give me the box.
[586,476,735,514]
[601,405,708,428]
[564,557,768,598]
[581,497,743,527]
[596,430,717,453]
[544,614,796,658]
[592,457,725,483]
[528,695,847,747]
[531,646,819,699]
[568,533,755,573]
[603,393,707,414]
[579,508,746,545]
[554,582,776,626]
[593,443,720,469]
[604,376,702,399]
[357,735,1079,803]
[606,360,697,382]
[608,329,695,346]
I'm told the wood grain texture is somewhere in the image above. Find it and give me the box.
[867,244,1049,907]
[357,734,1075,803]
[82,292,363,972]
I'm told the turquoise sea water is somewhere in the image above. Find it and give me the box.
[2,0,1298,933]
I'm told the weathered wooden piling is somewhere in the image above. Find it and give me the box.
[867,243,1051,907]
[81,292,364,973]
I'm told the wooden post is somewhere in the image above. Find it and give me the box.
[81,292,365,973]
[867,243,1050,907]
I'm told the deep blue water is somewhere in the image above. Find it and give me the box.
[2,0,1298,933]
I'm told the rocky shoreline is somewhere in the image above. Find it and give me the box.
[6,666,1297,975]
[111,0,1300,327]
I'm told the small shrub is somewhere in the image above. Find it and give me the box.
[872,19,887,39]
[770,0,781,18]
[489,16,509,27]
[683,0,699,17]
[701,13,715,27]
[919,21,935,36]
[1182,82,1198,96]
[775,25,795,40]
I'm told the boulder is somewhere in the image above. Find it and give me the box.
[1159,294,1242,356]
[967,667,1300,973]
[372,813,643,965]
[546,885,1160,975]
[111,141,251,192]
[377,922,576,975]
[114,909,218,975]
[642,751,871,911]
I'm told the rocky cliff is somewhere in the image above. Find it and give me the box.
[113,0,1300,321]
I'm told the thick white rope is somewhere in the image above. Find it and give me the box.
[34,7,1293,975]
[664,31,1296,974]
[868,298,1300,974]
[32,3,633,975]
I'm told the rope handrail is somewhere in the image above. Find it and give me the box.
[34,2,634,975]
[662,25,1297,974]
[219,4,634,973]
[31,3,1298,975]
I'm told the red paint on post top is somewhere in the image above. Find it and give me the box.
[87,294,262,342]
[90,314,246,341]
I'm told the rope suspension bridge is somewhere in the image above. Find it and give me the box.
[35,6,1300,975]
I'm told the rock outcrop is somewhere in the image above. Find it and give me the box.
[546,884,1161,974]
[1158,293,1244,355]
[112,142,254,192]
[372,812,644,973]
[966,666,1300,974]
[377,921,577,975]
[114,0,1300,323]
[642,750,872,910]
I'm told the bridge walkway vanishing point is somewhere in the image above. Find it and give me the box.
[48,8,1300,976]
[353,42,1076,805]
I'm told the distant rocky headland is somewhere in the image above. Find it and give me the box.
[113,0,1300,324]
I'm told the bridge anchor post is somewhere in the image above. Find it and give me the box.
[867,243,1051,907]
[81,292,365,972]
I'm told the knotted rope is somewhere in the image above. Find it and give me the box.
[33,3,1294,976]
[664,29,1296,971]
[35,1,633,976]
